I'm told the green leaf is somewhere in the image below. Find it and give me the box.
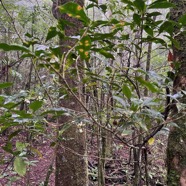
[164,35,180,49]
[16,142,27,152]
[122,85,132,99]
[8,130,21,141]
[0,43,29,52]
[159,21,174,35]
[144,25,153,36]
[133,0,145,13]
[2,142,13,154]
[0,96,5,106]
[133,13,141,26]
[76,35,92,60]
[59,2,90,25]
[149,0,175,9]
[88,0,98,4]
[92,32,117,41]
[92,48,115,59]
[121,0,133,6]
[0,82,13,89]
[91,20,109,28]
[99,4,107,13]
[3,102,20,109]
[147,12,162,17]
[29,100,43,112]
[136,77,158,93]
[14,157,27,176]
[179,14,186,25]
[46,27,58,42]
[13,110,33,118]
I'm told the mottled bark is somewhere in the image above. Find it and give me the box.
[52,1,88,186]
[167,1,186,185]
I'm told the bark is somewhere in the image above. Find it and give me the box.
[167,1,186,185]
[52,1,88,186]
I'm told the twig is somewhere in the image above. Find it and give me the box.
[0,0,23,42]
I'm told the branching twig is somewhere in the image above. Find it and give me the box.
[0,0,23,42]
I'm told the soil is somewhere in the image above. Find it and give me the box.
[0,127,167,186]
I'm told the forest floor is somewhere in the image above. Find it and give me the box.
[0,126,168,186]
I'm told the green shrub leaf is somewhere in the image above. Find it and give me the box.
[29,100,43,112]
[14,157,27,176]
[0,82,13,89]
[59,2,90,25]
[122,85,132,99]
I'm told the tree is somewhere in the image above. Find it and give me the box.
[52,1,88,186]
[1,0,186,185]
[167,0,186,185]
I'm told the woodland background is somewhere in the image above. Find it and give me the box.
[0,0,186,185]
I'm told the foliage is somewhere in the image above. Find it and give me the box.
[0,0,185,185]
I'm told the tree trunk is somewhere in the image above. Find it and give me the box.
[167,1,186,185]
[52,1,88,186]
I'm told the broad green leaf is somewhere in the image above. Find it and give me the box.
[88,0,98,4]
[76,35,91,60]
[21,53,35,58]
[14,157,27,176]
[46,27,58,42]
[133,0,146,13]
[13,110,33,118]
[0,43,29,52]
[147,12,162,17]
[0,82,13,89]
[164,35,180,49]
[59,2,90,25]
[179,14,186,25]
[133,13,141,26]
[121,0,133,5]
[99,4,107,13]
[159,21,174,35]
[136,77,158,93]
[0,96,5,106]
[3,102,20,109]
[122,85,132,99]
[105,66,112,74]
[149,0,175,9]
[29,100,43,112]
[144,25,153,36]
[92,32,117,41]
[2,142,13,154]
[91,20,109,27]
[8,130,21,141]
[16,142,27,152]
[92,48,115,59]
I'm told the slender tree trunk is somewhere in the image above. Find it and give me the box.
[167,1,186,185]
[52,1,88,186]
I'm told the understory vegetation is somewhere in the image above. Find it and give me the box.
[0,0,186,185]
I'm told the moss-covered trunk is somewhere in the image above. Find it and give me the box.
[52,1,88,186]
[167,1,186,185]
